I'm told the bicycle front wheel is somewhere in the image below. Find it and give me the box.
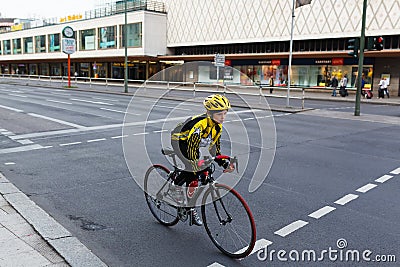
[201,183,256,258]
[144,165,179,226]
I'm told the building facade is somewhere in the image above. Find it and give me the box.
[1,0,400,95]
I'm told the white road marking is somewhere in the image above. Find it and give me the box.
[0,144,44,154]
[100,107,140,115]
[334,194,359,205]
[17,139,34,145]
[308,206,336,219]
[132,132,149,136]
[153,130,168,133]
[375,174,393,183]
[70,98,114,106]
[46,99,73,105]
[87,138,106,143]
[92,97,119,102]
[60,142,82,146]
[274,220,309,237]
[356,183,377,193]
[111,135,128,139]
[390,167,400,175]
[4,162,16,165]
[50,92,71,96]
[207,263,224,267]
[27,113,86,129]
[235,238,272,256]
[8,93,27,98]
[153,104,192,111]
[0,104,23,112]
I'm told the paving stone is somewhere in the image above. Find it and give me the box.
[0,249,51,267]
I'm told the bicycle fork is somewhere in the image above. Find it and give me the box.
[211,185,232,225]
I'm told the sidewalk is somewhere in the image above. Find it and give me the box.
[0,173,107,267]
[0,78,399,266]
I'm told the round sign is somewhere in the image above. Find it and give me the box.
[62,26,74,38]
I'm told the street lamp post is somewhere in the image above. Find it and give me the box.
[124,0,128,93]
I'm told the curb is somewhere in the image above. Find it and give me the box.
[0,172,108,267]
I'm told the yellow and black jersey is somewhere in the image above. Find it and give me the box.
[171,113,225,171]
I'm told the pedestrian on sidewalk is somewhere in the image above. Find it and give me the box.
[378,77,388,99]
[330,75,338,97]
[339,75,348,97]
[269,75,274,94]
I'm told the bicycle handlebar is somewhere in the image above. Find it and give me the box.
[197,155,239,173]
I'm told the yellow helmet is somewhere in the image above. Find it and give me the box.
[203,94,231,111]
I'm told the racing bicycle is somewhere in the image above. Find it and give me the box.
[144,148,256,259]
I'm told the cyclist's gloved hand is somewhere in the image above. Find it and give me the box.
[223,161,235,173]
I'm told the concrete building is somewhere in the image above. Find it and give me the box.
[0,0,399,95]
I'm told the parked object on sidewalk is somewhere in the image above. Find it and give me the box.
[364,89,373,99]
[339,87,348,97]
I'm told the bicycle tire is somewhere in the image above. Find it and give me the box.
[144,165,179,226]
[201,183,256,258]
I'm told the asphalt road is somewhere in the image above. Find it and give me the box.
[0,84,398,266]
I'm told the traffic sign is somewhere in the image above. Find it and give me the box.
[62,38,76,54]
[214,54,225,67]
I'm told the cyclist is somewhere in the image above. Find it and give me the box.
[170,94,235,226]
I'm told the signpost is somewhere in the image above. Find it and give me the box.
[62,26,76,87]
[214,54,225,83]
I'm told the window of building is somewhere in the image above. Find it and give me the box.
[35,35,46,53]
[12,38,22,54]
[121,22,142,47]
[3,40,11,55]
[49,34,61,52]
[23,37,33,54]
[98,26,116,49]
[80,28,96,50]
[0,42,2,55]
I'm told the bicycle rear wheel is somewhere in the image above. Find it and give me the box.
[201,183,256,258]
[144,165,179,226]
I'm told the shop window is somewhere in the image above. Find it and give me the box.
[12,38,22,54]
[48,34,61,52]
[23,37,33,54]
[80,29,96,50]
[35,35,46,53]
[99,26,116,49]
[121,23,142,48]
[3,40,11,55]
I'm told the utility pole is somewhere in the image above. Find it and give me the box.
[354,0,367,116]
[124,0,128,93]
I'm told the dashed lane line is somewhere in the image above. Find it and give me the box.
[390,167,400,175]
[59,142,82,146]
[111,135,128,139]
[70,98,114,106]
[308,206,336,219]
[87,138,106,143]
[333,194,359,205]
[46,99,73,105]
[375,174,393,183]
[274,220,309,237]
[355,183,378,193]
[209,239,273,267]
[235,238,272,256]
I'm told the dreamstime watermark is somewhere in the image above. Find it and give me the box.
[257,238,397,263]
